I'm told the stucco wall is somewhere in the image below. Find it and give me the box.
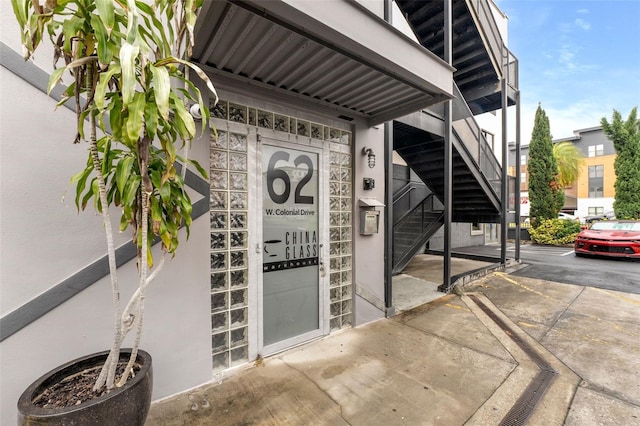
[0,68,132,314]
[353,125,387,325]
[428,223,486,251]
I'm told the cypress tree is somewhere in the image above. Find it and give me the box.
[601,107,640,219]
[527,104,563,226]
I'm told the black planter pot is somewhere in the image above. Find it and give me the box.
[18,349,153,426]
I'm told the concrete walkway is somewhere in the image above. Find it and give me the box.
[147,266,640,425]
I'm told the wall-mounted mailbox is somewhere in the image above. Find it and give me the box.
[358,198,385,236]
[360,210,380,235]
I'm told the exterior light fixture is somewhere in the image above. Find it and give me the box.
[189,103,202,120]
[362,147,375,168]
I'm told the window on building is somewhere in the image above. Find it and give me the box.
[520,172,526,183]
[471,222,483,235]
[588,207,604,215]
[588,144,604,157]
[588,165,604,198]
[520,154,527,165]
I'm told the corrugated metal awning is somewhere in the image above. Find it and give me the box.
[192,0,454,126]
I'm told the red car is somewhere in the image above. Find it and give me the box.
[575,220,640,259]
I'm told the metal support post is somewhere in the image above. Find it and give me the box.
[515,90,522,261]
[500,78,508,264]
[383,0,394,314]
[443,0,453,289]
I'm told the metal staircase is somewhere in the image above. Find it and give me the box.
[390,0,518,273]
[393,185,444,274]
[395,0,518,114]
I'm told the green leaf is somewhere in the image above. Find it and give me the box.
[122,175,141,207]
[184,0,197,49]
[66,56,99,70]
[62,17,83,54]
[181,196,193,218]
[124,0,139,44]
[91,13,112,66]
[160,232,172,249]
[179,77,210,134]
[107,96,123,141]
[171,93,195,139]
[56,83,76,107]
[125,92,146,144]
[160,137,177,170]
[115,156,135,196]
[91,178,101,211]
[188,158,208,179]
[10,0,28,28]
[77,108,91,141]
[47,67,66,95]
[95,0,115,35]
[137,1,171,56]
[149,168,162,190]
[157,57,218,105]
[80,177,95,211]
[159,182,171,203]
[144,101,158,140]
[119,209,130,232]
[100,136,112,176]
[135,1,154,15]
[150,196,162,222]
[150,65,170,120]
[95,65,121,110]
[119,42,139,105]
[71,166,93,211]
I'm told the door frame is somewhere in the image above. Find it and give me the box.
[255,134,330,356]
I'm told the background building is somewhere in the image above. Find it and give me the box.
[509,125,616,221]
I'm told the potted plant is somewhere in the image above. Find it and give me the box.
[11,0,216,423]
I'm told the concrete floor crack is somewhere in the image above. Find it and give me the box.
[279,358,353,425]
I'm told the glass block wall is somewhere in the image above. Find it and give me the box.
[210,129,250,372]
[329,149,353,330]
[209,99,353,371]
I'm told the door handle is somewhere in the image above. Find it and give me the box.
[319,243,326,277]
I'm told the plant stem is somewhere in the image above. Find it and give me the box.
[117,135,153,385]
[88,110,122,391]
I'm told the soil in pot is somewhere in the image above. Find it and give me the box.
[18,349,153,426]
[33,362,140,409]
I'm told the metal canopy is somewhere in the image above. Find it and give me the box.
[192,0,454,126]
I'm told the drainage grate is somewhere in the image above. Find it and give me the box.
[468,295,558,426]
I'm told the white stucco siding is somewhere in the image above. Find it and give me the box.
[474,111,504,166]
[0,67,134,314]
[577,198,615,220]
[353,125,387,324]
[488,0,509,44]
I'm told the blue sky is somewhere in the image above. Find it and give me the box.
[494,0,640,142]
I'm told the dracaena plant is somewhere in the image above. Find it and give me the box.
[12,0,217,391]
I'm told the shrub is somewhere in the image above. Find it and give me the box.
[529,219,582,245]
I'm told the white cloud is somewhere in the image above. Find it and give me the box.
[558,44,578,71]
[577,8,589,14]
[513,99,619,145]
[575,18,591,31]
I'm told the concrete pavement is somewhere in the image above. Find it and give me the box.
[147,262,640,425]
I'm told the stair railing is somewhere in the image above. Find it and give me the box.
[393,181,432,225]
[392,193,444,273]
[466,0,519,91]
[452,83,502,197]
